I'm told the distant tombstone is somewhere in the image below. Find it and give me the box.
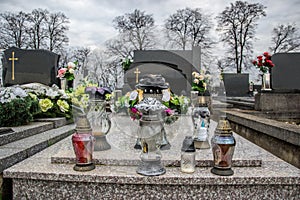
[272,53,300,91]
[2,47,60,86]
[223,73,249,97]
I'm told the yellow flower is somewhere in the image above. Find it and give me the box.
[57,99,69,113]
[39,98,53,112]
[28,93,37,100]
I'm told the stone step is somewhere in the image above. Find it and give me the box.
[0,118,69,146]
[0,124,75,173]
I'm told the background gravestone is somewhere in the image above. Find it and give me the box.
[222,73,249,97]
[2,47,60,86]
[272,53,300,91]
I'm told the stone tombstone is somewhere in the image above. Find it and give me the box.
[222,73,249,97]
[124,47,201,95]
[2,47,60,86]
[271,53,300,91]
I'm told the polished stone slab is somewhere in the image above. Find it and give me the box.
[51,116,265,167]
[3,115,300,199]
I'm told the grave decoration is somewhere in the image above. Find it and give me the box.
[114,74,189,150]
[68,79,112,151]
[21,83,72,120]
[71,112,95,172]
[0,85,39,126]
[191,71,211,95]
[135,97,167,176]
[84,86,112,151]
[0,83,72,127]
[211,116,236,176]
[57,61,78,93]
[252,52,275,91]
[192,105,210,149]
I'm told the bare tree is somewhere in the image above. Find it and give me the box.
[111,9,155,54]
[46,12,69,52]
[165,7,213,51]
[0,11,29,49]
[27,8,48,49]
[269,24,300,53]
[216,1,266,73]
[105,34,135,60]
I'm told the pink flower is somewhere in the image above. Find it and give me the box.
[57,68,67,78]
[165,108,174,116]
[131,107,138,113]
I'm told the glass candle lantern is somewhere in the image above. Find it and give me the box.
[135,97,167,176]
[181,136,196,173]
[87,99,111,151]
[211,116,236,176]
[72,113,95,171]
[192,106,210,149]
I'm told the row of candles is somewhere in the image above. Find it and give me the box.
[71,95,236,176]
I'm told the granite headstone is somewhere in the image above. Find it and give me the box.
[2,47,60,86]
[271,53,300,91]
[222,73,249,97]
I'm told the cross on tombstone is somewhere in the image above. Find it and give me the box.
[134,68,141,83]
[8,51,18,80]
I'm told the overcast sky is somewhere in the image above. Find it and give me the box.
[1,0,300,56]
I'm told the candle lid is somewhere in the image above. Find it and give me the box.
[215,116,233,135]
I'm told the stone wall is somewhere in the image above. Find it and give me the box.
[226,110,300,168]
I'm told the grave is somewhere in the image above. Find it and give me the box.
[2,47,60,87]
[255,52,300,111]
[271,52,300,91]
[225,53,300,169]
[124,47,201,95]
[3,114,300,199]
[222,73,249,97]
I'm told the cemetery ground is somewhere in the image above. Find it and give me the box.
[0,96,300,199]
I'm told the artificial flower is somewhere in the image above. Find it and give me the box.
[57,99,69,113]
[39,98,53,112]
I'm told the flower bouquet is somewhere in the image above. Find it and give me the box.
[252,52,275,74]
[192,71,211,94]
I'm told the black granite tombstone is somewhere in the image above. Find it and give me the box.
[223,73,249,97]
[272,53,300,91]
[125,48,201,95]
[2,47,60,86]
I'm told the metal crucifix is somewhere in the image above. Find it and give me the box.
[9,51,19,80]
[134,68,141,83]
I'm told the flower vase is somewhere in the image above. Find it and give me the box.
[67,79,74,91]
[261,72,272,91]
[60,78,67,90]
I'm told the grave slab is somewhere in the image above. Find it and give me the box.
[4,115,300,199]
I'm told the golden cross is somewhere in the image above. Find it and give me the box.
[134,68,141,83]
[9,51,18,80]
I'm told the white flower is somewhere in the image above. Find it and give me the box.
[129,90,138,100]
[198,75,204,81]
[193,79,199,84]
[14,87,27,98]
[45,89,59,99]
[69,68,74,74]
[162,89,171,102]
[67,62,76,69]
